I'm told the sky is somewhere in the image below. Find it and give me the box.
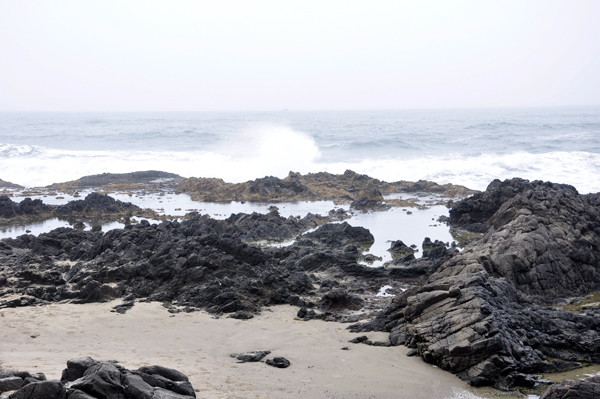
[1,1,599,112]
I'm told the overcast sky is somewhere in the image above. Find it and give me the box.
[1,1,599,111]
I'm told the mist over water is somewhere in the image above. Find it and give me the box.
[0,107,599,192]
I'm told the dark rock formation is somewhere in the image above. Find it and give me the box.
[47,171,183,191]
[8,380,65,399]
[355,181,600,389]
[175,170,476,203]
[55,193,139,217]
[448,178,578,233]
[301,222,374,248]
[0,197,50,219]
[3,358,196,398]
[0,193,158,227]
[0,210,386,319]
[387,240,414,258]
[421,237,448,260]
[540,375,600,399]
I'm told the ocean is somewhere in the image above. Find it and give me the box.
[1,106,600,193]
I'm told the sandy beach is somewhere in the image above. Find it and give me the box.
[0,301,479,399]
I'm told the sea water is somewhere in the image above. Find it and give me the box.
[0,107,599,193]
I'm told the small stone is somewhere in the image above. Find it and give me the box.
[266,357,291,368]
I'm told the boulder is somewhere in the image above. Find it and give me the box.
[8,380,65,399]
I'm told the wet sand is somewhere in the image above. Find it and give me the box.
[0,301,481,399]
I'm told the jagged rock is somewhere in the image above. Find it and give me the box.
[448,178,578,233]
[61,357,97,383]
[69,362,124,398]
[387,240,414,258]
[355,182,600,388]
[58,358,195,399]
[55,193,138,216]
[350,195,390,212]
[8,380,65,399]
[175,170,475,202]
[0,197,50,219]
[301,222,374,248]
[421,237,448,260]
[540,374,600,399]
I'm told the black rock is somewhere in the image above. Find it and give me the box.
[301,222,374,248]
[539,375,600,399]
[0,376,24,392]
[355,181,600,388]
[348,336,369,344]
[266,357,291,368]
[232,351,271,363]
[61,357,97,383]
[8,380,65,399]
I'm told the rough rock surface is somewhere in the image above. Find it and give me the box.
[1,357,196,398]
[47,171,183,192]
[0,197,50,219]
[448,178,578,233]
[355,181,600,389]
[539,375,600,399]
[385,238,456,281]
[301,222,374,248]
[175,170,476,203]
[0,193,158,227]
[0,209,389,318]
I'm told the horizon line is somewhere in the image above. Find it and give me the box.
[1,104,600,113]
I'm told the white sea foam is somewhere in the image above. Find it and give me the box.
[319,151,600,194]
[1,139,599,195]
[1,116,600,194]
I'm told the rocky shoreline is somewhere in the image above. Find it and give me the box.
[1,172,599,398]
[2,170,476,205]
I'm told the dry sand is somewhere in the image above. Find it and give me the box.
[0,301,484,399]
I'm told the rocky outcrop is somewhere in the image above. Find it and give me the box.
[0,193,159,227]
[356,182,600,389]
[0,211,388,318]
[0,197,50,219]
[55,193,139,216]
[0,357,196,398]
[540,375,600,399]
[385,238,456,280]
[47,171,183,192]
[175,170,476,203]
[0,179,24,190]
[448,178,578,232]
[300,222,374,248]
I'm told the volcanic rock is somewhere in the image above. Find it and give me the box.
[448,178,578,233]
[355,181,600,388]
[301,222,374,248]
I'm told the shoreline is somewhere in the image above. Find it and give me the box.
[0,301,481,399]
